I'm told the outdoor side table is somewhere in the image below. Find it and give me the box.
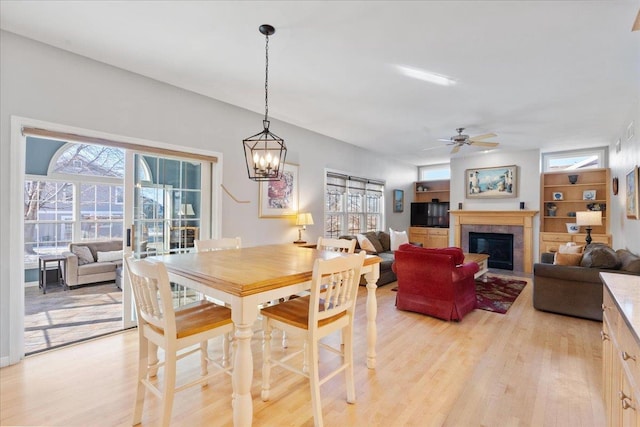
[39,254,67,294]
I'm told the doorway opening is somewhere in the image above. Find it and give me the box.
[23,133,214,355]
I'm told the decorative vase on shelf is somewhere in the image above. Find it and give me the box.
[566,223,580,234]
[546,202,557,217]
[568,175,579,184]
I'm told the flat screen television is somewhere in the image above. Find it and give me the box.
[411,202,450,228]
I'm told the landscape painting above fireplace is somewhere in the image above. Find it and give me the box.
[466,165,517,199]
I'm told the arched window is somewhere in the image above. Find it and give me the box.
[51,144,125,178]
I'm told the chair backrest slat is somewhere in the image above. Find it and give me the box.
[126,257,177,338]
[309,251,365,327]
[194,237,242,252]
[316,237,356,253]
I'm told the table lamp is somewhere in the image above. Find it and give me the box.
[179,204,195,216]
[576,211,602,245]
[294,212,314,244]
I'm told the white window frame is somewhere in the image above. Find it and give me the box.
[542,147,608,172]
[418,163,451,181]
[324,170,385,238]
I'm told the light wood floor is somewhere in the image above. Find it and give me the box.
[0,276,605,426]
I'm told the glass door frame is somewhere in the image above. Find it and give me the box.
[122,150,214,328]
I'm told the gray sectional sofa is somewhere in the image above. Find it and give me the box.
[533,244,640,321]
[339,231,397,286]
[63,240,123,288]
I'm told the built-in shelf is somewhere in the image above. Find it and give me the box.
[539,168,611,256]
[414,180,450,203]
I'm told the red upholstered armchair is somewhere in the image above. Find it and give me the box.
[392,244,479,321]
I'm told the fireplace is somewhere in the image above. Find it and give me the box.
[469,232,514,270]
[450,210,538,273]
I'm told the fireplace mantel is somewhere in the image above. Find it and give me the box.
[450,210,539,273]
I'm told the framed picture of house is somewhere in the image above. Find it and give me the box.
[625,166,639,220]
[393,189,404,212]
[259,163,299,218]
[465,165,517,199]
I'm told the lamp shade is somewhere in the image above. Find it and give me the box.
[576,211,602,226]
[179,204,195,216]
[296,212,314,226]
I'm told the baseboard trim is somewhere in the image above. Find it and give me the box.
[0,355,11,368]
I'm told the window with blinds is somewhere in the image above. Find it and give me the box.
[324,172,384,238]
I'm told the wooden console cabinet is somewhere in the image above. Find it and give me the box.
[539,232,611,254]
[409,226,449,248]
[601,273,640,426]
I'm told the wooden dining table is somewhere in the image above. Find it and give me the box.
[151,244,381,427]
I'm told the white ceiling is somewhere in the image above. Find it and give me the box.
[1,1,639,166]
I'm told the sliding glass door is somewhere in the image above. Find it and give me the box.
[123,152,209,326]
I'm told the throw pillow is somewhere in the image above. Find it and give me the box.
[554,252,583,266]
[363,231,385,253]
[580,244,621,269]
[356,234,378,253]
[97,250,124,263]
[558,243,584,254]
[616,249,640,273]
[72,245,94,265]
[389,228,409,251]
[376,231,391,252]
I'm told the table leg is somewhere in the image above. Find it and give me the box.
[232,303,258,427]
[39,258,43,293]
[42,259,47,294]
[363,264,380,369]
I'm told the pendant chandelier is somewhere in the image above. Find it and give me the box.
[243,24,287,181]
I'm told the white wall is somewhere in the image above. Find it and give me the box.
[609,100,640,255]
[0,31,415,364]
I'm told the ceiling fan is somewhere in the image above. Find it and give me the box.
[438,128,499,154]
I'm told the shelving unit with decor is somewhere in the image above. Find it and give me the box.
[414,179,450,203]
[539,168,611,254]
[410,179,451,247]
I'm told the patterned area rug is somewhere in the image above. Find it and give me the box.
[475,274,527,314]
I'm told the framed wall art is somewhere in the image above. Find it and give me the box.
[393,189,404,212]
[259,163,299,218]
[626,166,639,220]
[466,165,517,199]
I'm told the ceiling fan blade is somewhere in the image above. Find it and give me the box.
[437,138,452,142]
[469,133,497,141]
[451,145,461,154]
[633,8,640,31]
[470,141,499,147]
[422,145,445,151]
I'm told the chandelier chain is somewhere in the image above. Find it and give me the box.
[264,33,269,123]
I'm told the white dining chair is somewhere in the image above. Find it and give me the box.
[194,237,241,252]
[126,257,233,427]
[316,236,356,254]
[260,251,366,427]
[280,237,357,349]
[194,237,241,366]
